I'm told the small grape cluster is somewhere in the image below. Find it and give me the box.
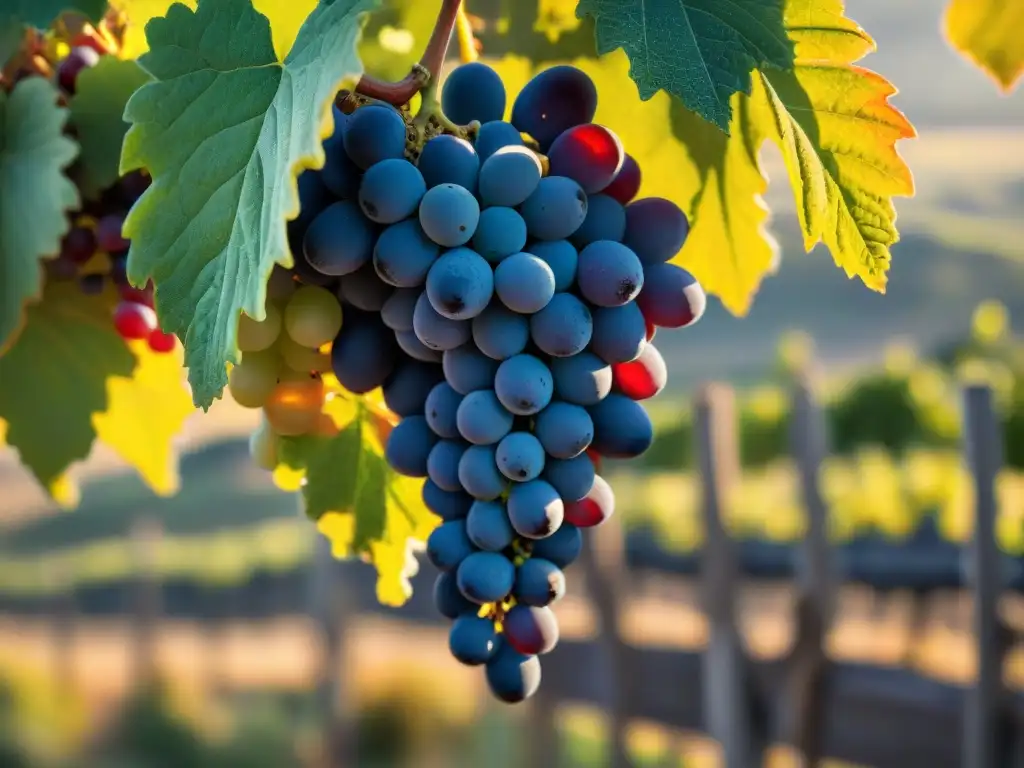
[7,22,175,353]
[240,62,705,702]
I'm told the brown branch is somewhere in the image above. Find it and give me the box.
[354,0,463,106]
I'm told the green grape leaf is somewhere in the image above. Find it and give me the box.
[120,0,378,410]
[2,0,106,31]
[278,399,438,606]
[0,19,25,65]
[576,0,794,131]
[0,77,80,354]
[69,57,150,200]
[0,282,135,491]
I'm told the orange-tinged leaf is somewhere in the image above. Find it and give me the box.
[758,0,915,294]
[944,0,1024,92]
[93,340,193,496]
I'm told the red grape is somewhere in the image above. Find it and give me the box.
[599,153,641,204]
[612,344,667,401]
[57,46,100,94]
[113,301,157,340]
[148,329,177,353]
[563,475,614,528]
[546,123,624,194]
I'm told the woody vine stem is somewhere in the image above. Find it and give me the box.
[353,0,465,105]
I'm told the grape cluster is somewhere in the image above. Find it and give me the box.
[241,62,705,702]
[9,24,175,353]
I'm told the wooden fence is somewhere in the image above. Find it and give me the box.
[15,378,1024,768]
[522,380,1024,768]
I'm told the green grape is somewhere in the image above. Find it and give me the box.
[264,378,324,436]
[228,350,280,408]
[284,285,342,348]
[238,302,282,352]
[249,416,279,470]
[279,333,330,373]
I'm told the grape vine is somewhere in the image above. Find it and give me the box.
[0,0,1021,699]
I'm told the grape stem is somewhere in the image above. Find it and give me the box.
[353,0,463,106]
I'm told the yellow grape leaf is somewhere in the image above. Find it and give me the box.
[672,99,777,313]
[111,0,318,59]
[280,401,437,606]
[93,340,193,496]
[944,0,1024,92]
[757,0,915,296]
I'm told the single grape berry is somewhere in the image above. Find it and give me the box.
[113,301,157,340]
[624,198,691,264]
[636,263,707,329]
[343,104,407,170]
[449,614,498,666]
[485,639,541,703]
[58,46,100,94]
[418,134,481,192]
[563,474,615,527]
[442,62,507,125]
[612,344,667,400]
[511,65,598,151]
[148,329,177,354]
[96,214,129,253]
[599,153,642,204]
[419,184,481,248]
[547,124,624,194]
[62,226,97,264]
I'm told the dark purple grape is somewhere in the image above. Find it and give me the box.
[57,46,100,94]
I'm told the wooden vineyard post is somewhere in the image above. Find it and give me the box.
[694,384,765,768]
[310,534,357,768]
[787,375,837,767]
[961,384,1014,768]
[578,511,632,768]
[129,516,163,688]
